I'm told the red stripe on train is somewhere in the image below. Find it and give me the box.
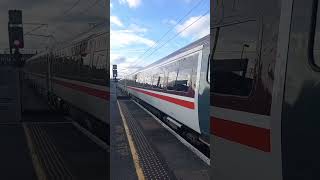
[128,86,195,109]
[54,79,109,100]
[211,116,271,152]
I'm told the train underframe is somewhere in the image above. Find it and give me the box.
[118,86,210,157]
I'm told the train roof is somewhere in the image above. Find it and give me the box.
[130,34,210,75]
[26,28,107,63]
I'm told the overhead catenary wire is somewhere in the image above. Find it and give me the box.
[143,10,209,62]
[48,0,105,45]
[55,20,106,47]
[129,0,206,68]
[61,0,82,16]
[24,24,48,36]
[128,9,209,74]
[21,0,82,51]
[5,0,103,52]
[77,0,103,15]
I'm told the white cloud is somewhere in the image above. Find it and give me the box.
[110,16,124,27]
[110,19,152,77]
[128,24,148,33]
[176,14,210,39]
[111,29,155,48]
[110,3,113,8]
[183,0,193,3]
[119,0,141,8]
[110,53,143,78]
[162,19,177,26]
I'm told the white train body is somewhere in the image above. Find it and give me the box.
[119,35,210,140]
[24,30,109,141]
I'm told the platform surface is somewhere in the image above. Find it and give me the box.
[0,76,108,180]
[111,81,210,180]
[0,124,37,179]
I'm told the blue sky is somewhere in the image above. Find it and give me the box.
[110,0,210,78]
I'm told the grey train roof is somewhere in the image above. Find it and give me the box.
[133,34,210,74]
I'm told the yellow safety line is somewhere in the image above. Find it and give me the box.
[23,123,48,180]
[117,100,145,180]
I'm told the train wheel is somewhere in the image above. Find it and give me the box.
[61,102,70,115]
[183,129,201,146]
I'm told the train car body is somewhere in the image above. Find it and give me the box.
[210,0,320,179]
[24,30,109,142]
[119,35,210,143]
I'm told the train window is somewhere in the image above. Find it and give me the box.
[176,54,198,92]
[165,61,179,90]
[312,0,320,70]
[137,73,144,86]
[145,71,152,87]
[157,68,166,89]
[151,68,165,89]
[151,72,159,87]
[92,54,99,69]
[212,20,259,96]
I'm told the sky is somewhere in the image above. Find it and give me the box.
[110,0,210,78]
[0,0,107,54]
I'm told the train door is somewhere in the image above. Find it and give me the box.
[210,0,283,179]
[281,0,320,179]
[198,46,211,143]
[211,0,320,179]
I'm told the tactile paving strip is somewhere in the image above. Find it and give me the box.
[119,100,175,180]
[26,124,74,180]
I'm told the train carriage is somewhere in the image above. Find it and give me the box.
[119,35,210,145]
[210,0,320,179]
[24,30,109,143]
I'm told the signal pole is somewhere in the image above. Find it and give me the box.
[8,10,24,66]
[8,10,24,120]
[113,65,118,82]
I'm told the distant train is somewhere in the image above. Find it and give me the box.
[210,0,320,179]
[24,30,109,142]
[119,35,210,145]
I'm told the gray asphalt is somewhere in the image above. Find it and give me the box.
[111,81,209,180]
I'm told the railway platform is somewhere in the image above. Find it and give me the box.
[110,81,210,180]
[0,70,108,180]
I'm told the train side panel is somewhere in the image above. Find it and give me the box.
[127,86,200,133]
[49,31,109,124]
[210,0,283,179]
[52,77,109,123]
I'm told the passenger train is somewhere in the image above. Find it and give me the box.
[119,35,210,146]
[210,0,320,179]
[24,29,109,143]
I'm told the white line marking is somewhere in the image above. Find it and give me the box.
[22,123,48,180]
[132,99,210,166]
[64,116,110,152]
